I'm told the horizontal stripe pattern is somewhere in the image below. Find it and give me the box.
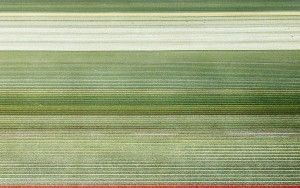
[0,0,299,186]
[0,51,299,184]
[0,51,299,115]
[1,0,300,12]
[0,13,299,50]
[0,116,299,184]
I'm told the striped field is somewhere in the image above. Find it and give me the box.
[1,0,300,12]
[0,0,299,186]
[0,51,299,184]
[0,13,299,50]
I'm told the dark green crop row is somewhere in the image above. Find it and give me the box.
[0,0,300,12]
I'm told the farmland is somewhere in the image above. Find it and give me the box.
[0,115,299,184]
[0,0,299,186]
[0,13,299,51]
[0,51,299,184]
[0,0,300,12]
[0,51,299,115]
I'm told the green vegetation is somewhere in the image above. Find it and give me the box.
[0,0,299,12]
[0,115,299,184]
[0,51,299,115]
[0,51,299,184]
[0,0,299,183]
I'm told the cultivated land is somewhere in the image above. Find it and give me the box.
[0,0,299,185]
[0,51,299,184]
[0,51,299,115]
[0,115,299,184]
[0,13,299,50]
[0,0,300,12]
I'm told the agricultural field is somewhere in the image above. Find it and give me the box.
[0,115,299,184]
[0,0,300,12]
[0,0,299,186]
[0,51,299,184]
[0,51,299,115]
[0,13,299,51]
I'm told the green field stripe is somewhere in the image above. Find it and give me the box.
[0,115,298,130]
[0,0,300,12]
[0,92,299,105]
[1,51,299,63]
[0,51,298,115]
[0,105,299,115]
[0,50,299,184]
[0,115,299,184]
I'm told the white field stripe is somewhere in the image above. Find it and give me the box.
[0,12,299,50]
